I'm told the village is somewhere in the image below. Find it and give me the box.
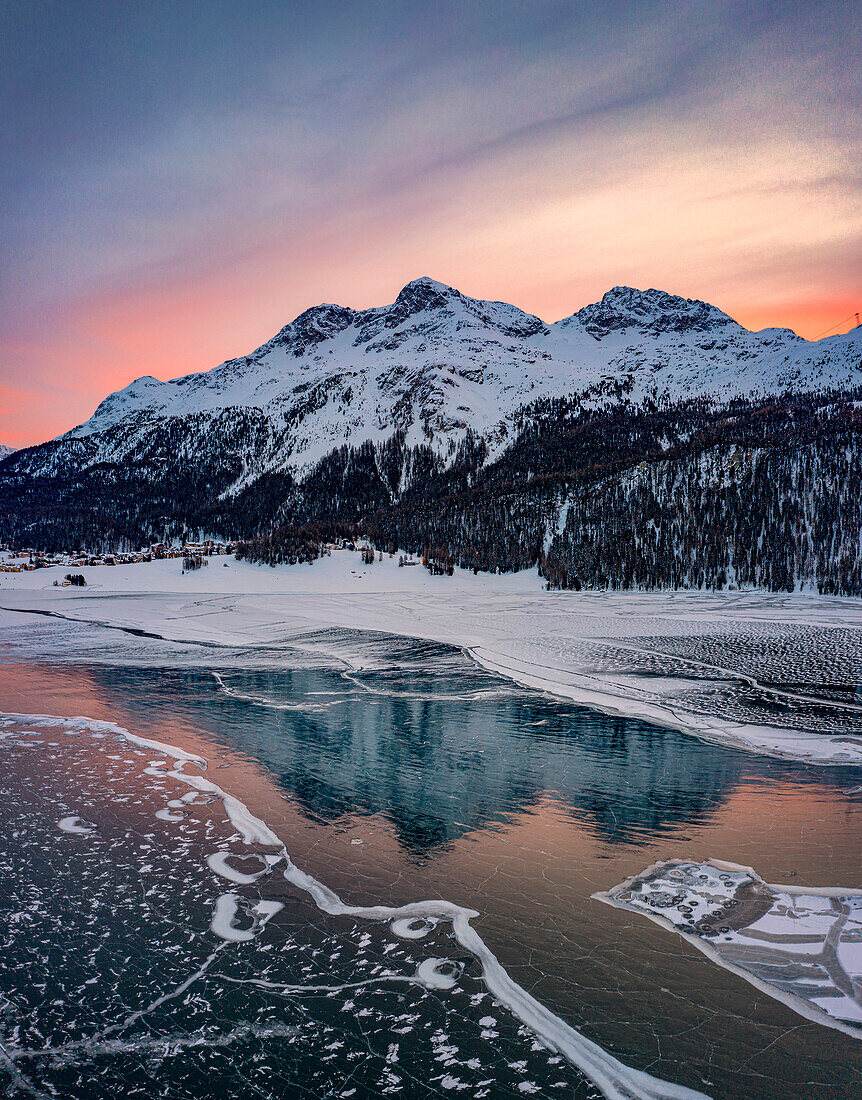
[0,540,237,578]
[0,539,430,583]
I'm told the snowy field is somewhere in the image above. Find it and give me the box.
[2,550,862,766]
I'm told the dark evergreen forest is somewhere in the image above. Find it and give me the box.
[1,389,859,594]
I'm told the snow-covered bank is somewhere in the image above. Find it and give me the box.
[2,551,862,765]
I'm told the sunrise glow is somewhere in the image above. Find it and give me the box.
[2,2,860,447]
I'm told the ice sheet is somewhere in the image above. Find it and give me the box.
[0,707,708,1100]
[3,552,862,764]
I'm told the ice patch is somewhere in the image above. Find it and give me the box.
[415,958,462,990]
[155,808,186,822]
[207,851,277,885]
[210,894,284,943]
[57,816,95,835]
[392,916,437,939]
[596,857,862,1038]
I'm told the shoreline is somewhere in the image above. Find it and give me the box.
[2,552,862,766]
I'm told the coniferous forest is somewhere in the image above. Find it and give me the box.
[1,389,860,594]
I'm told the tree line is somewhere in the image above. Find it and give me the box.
[1,388,860,594]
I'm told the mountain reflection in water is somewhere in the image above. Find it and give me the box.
[3,627,861,1100]
[81,647,843,854]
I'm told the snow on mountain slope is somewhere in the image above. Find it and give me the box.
[0,445,15,460]
[36,278,862,485]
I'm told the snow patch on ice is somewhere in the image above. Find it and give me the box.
[57,816,95,835]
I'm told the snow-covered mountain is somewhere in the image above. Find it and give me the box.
[4,277,861,592]
[42,277,860,490]
[3,283,857,594]
[0,444,15,460]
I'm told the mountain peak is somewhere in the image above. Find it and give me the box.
[393,276,459,314]
[572,286,734,338]
[399,275,455,294]
[386,277,548,340]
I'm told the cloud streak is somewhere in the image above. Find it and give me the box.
[2,0,860,446]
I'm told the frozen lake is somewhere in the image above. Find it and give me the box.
[0,616,860,1098]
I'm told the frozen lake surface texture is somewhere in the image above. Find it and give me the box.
[0,556,860,1098]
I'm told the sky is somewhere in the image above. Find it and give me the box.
[2,0,860,447]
